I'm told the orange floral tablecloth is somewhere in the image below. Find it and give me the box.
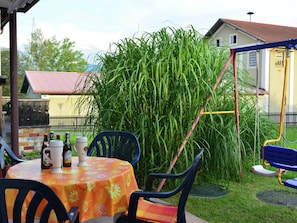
[6,156,139,222]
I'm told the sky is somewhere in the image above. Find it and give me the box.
[1,0,297,62]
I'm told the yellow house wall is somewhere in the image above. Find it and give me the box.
[268,49,297,114]
[41,95,90,117]
[268,49,286,113]
[294,51,297,112]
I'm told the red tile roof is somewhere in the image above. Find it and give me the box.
[205,18,297,43]
[21,71,89,95]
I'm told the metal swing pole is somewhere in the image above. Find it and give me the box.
[253,50,260,165]
[231,50,242,177]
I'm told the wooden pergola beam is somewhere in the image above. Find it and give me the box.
[0,0,40,155]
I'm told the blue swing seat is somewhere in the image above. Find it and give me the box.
[263,145,297,171]
[283,178,297,189]
[263,145,297,189]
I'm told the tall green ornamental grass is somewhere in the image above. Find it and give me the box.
[81,26,277,187]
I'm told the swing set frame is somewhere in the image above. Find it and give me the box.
[230,40,297,178]
[157,39,297,191]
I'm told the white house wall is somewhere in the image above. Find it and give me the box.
[208,23,265,88]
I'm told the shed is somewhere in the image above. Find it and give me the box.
[21,71,90,117]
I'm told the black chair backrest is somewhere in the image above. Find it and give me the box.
[175,150,203,222]
[87,130,141,166]
[126,149,203,223]
[0,178,79,223]
[0,136,25,178]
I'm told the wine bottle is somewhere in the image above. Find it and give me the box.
[41,134,51,169]
[49,131,55,141]
[63,132,72,167]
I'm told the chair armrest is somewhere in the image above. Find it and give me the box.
[146,170,188,191]
[11,156,26,164]
[131,154,140,167]
[132,190,178,200]
[3,148,26,164]
[68,206,79,223]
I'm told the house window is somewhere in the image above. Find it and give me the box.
[229,34,237,45]
[215,37,222,47]
[248,51,257,68]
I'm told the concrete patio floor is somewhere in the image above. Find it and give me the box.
[185,212,208,223]
[84,212,208,223]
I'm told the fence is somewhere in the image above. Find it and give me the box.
[49,116,94,130]
[49,113,297,130]
[261,112,297,125]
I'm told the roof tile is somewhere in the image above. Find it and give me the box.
[206,18,297,43]
[23,71,89,95]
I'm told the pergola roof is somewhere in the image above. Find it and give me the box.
[0,0,39,31]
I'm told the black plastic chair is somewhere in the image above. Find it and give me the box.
[116,149,204,223]
[87,130,141,166]
[0,178,79,223]
[0,136,25,178]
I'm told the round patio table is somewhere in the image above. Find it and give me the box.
[6,156,139,222]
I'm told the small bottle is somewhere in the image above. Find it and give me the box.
[41,134,51,169]
[63,132,72,167]
[55,134,62,168]
[49,131,55,141]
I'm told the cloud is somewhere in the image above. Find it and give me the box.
[1,0,297,62]
[37,22,125,59]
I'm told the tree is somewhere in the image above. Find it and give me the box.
[0,48,26,97]
[22,29,87,72]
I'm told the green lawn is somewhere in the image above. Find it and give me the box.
[165,126,297,223]
[282,126,297,149]
[181,168,297,223]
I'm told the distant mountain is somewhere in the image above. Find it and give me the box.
[85,64,100,72]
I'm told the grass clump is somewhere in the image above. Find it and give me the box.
[81,26,276,187]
